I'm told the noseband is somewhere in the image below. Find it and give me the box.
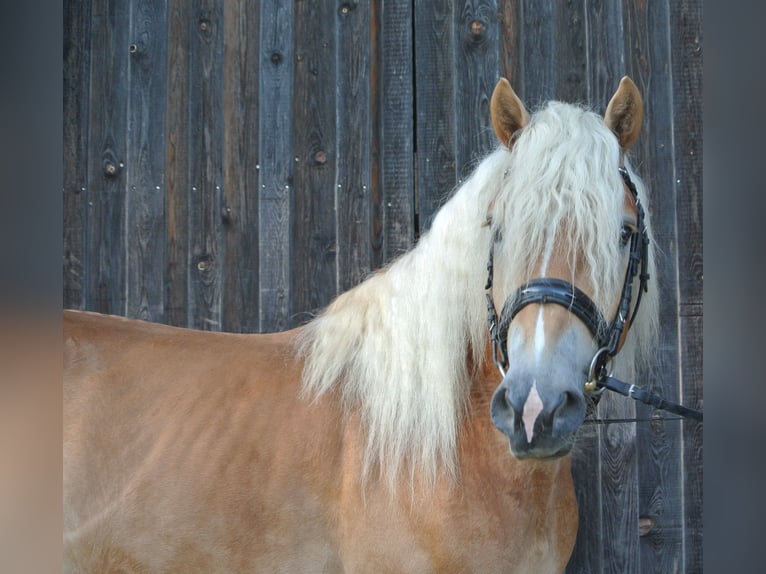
[485,167,649,384]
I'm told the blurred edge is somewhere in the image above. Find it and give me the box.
[0,2,63,573]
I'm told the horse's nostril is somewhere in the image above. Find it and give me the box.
[551,390,586,437]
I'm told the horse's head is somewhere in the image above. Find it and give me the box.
[486,77,650,459]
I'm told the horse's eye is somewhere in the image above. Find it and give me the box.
[620,225,633,246]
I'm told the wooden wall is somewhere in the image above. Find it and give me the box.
[63,1,703,571]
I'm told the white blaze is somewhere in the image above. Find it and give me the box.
[534,308,546,363]
[522,381,544,443]
[533,227,557,364]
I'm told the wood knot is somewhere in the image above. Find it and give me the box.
[313,150,327,165]
[638,516,657,537]
[470,20,486,40]
[271,51,282,65]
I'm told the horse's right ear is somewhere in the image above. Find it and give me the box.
[490,78,529,149]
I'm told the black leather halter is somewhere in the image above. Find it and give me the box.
[485,167,649,378]
[484,168,701,422]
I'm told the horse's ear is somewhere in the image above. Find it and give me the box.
[490,78,529,149]
[604,76,644,151]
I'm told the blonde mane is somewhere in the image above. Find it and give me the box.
[298,101,658,488]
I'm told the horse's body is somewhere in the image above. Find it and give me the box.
[64,77,656,573]
[64,312,575,572]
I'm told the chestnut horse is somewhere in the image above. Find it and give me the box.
[64,77,658,573]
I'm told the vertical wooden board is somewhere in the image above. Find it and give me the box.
[258,1,293,332]
[600,403,640,573]
[165,0,191,327]
[565,422,603,574]
[376,0,415,262]
[567,429,606,573]
[292,0,337,323]
[680,316,703,573]
[125,0,169,323]
[622,1,685,571]
[585,0,625,107]
[63,0,92,309]
[85,0,130,315]
[189,0,224,331]
[454,0,500,181]
[335,1,372,293]
[669,1,703,571]
[222,0,261,333]
[554,0,587,103]
[414,0,456,233]
[519,0,554,106]
[498,0,523,96]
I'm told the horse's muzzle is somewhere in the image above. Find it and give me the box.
[490,376,586,459]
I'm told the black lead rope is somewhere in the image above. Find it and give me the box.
[595,375,703,422]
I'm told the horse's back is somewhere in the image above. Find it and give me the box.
[63,310,344,572]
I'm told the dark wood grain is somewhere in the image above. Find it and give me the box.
[585,0,625,109]
[554,0,586,103]
[375,0,415,262]
[414,0,457,233]
[222,0,261,333]
[498,0,523,97]
[335,1,373,293]
[454,0,500,181]
[125,0,168,323]
[670,1,703,571]
[292,0,338,323]
[600,393,640,573]
[566,423,604,574]
[63,0,91,309]
[85,0,130,316]
[623,1,686,572]
[520,0,554,106]
[188,0,225,331]
[165,0,192,327]
[258,1,293,332]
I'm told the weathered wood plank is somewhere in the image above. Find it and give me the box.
[85,0,130,315]
[188,0,225,331]
[498,0,523,96]
[125,0,168,323]
[622,1,685,572]
[670,1,703,571]
[258,1,293,332]
[222,0,261,333]
[374,0,415,262]
[600,394,640,574]
[586,0,625,107]
[63,0,91,309]
[335,1,372,293]
[165,0,192,327]
[520,0,554,106]
[554,0,586,103]
[414,0,457,233]
[292,0,338,323]
[454,0,500,181]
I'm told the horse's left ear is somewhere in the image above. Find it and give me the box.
[491,78,529,149]
[604,76,644,151]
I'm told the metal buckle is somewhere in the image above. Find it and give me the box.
[584,346,612,392]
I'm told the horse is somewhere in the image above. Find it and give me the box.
[63,76,658,573]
